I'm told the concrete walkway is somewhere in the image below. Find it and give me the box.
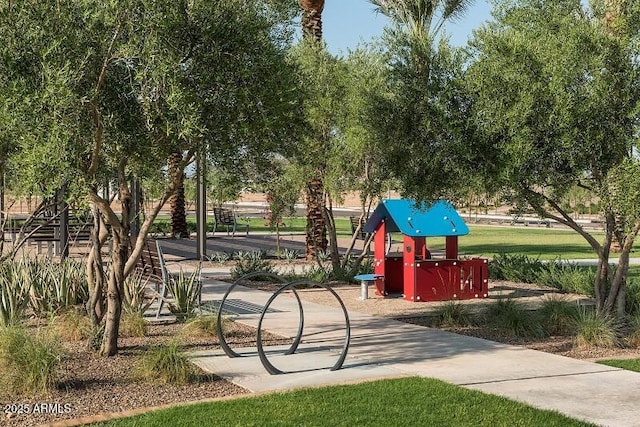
[189,278,640,427]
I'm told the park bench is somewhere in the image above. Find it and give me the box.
[510,216,551,228]
[5,218,92,255]
[134,239,202,318]
[213,207,249,237]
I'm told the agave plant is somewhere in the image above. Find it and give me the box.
[28,259,88,316]
[0,265,30,327]
[123,270,154,315]
[166,268,202,320]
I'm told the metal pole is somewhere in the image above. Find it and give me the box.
[131,177,140,238]
[196,146,207,260]
[59,184,69,259]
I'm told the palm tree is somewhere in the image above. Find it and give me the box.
[300,0,325,41]
[168,151,189,238]
[370,0,473,39]
[299,0,328,259]
[370,0,473,74]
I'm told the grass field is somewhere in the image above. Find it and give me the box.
[95,377,593,427]
[597,359,640,373]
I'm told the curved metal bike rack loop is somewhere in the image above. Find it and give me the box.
[256,279,351,375]
[216,272,304,358]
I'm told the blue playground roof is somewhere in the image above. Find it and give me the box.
[363,199,469,237]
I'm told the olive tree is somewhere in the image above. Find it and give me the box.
[467,0,640,316]
[0,0,299,355]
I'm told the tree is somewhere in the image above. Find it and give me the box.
[0,0,300,355]
[298,0,330,260]
[367,0,474,202]
[466,0,640,316]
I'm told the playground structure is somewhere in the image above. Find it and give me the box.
[363,199,489,302]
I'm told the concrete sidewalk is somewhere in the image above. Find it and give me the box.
[189,278,640,427]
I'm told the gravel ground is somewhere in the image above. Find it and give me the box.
[1,321,287,427]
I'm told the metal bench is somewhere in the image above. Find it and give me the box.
[213,207,249,237]
[144,240,202,318]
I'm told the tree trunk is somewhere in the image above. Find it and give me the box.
[168,151,189,238]
[100,173,132,357]
[87,203,107,328]
[305,177,327,260]
[299,0,324,42]
[100,226,128,356]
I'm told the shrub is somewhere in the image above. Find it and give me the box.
[538,296,579,336]
[434,302,472,327]
[277,248,300,262]
[230,258,277,281]
[573,309,619,349]
[208,251,231,264]
[27,259,88,316]
[625,313,640,348]
[49,308,92,341]
[119,311,148,338]
[166,268,202,320]
[136,342,194,384]
[0,264,30,327]
[123,270,153,315]
[0,326,65,396]
[181,315,222,338]
[484,298,544,337]
[535,262,595,296]
[488,253,546,283]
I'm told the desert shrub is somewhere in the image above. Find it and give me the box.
[0,264,30,327]
[0,326,65,396]
[181,315,223,338]
[230,258,277,281]
[277,248,300,262]
[538,296,579,336]
[123,270,153,315]
[434,302,472,327]
[535,262,595,296]
[49,308,92,341]
[166,268,202,320]
[484,298,545,337]
[208,251,231,264]
[625,279,640,315]
[27,259,88,316]
[136,342,194,384]
[626,313,640,348]
[573,309,619,349]
[119,311,148,338]
[488,253,546,283]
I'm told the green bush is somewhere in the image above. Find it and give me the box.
[435,302,472,327]
[488,253,546,283]
[0,326,65,396]
[27,259,88,316]
[123,270,153,315]
[535,262,595,296]
[0,264,30,327]
[625,313,640,348]
[230,258,277,281]
[136,342,194,384]
[573,309,619,349]
[166,268,202,320]
[538,296,579,336]
[484,298,545,338]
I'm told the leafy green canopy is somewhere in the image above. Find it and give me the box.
[0,0,300,202]
[467,0,639,223]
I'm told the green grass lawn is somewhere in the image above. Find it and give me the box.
[156,214,636,261]
[94,377,593,427]
[597,358,640,373]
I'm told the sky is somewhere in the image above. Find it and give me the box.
[320,0,493,55]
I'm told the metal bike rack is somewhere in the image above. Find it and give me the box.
[217,273,351,375]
